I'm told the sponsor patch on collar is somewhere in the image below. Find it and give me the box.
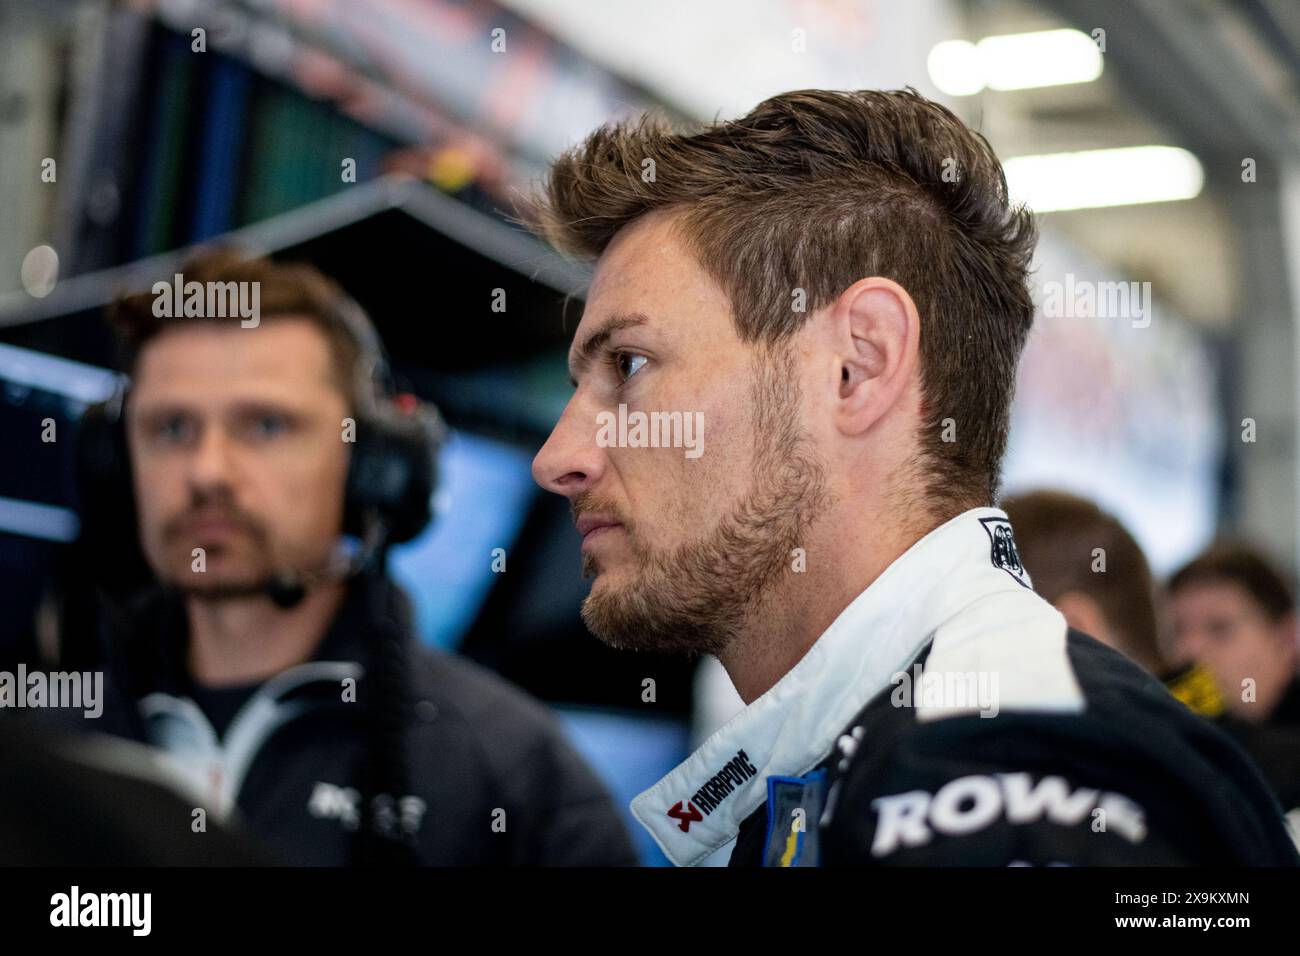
[667,749,758,833]
[979,516,1032,589]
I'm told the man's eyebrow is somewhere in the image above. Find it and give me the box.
[567,312,649,388]
[130,396,311,421]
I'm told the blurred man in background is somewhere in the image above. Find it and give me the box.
[1167,543,1300,727]
[59,250,635,866]
[1002,490,1222,716]
[1005,490,1300,830]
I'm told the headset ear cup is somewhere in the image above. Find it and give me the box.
[343,402,442,545]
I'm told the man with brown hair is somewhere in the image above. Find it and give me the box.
[1001,489,1223,713]
[1004,491,1300,816]
[527,88,1298,865]
[1168,542,1300,726]
[61,249,636,866]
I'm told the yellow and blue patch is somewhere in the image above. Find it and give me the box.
[762,770,828,867]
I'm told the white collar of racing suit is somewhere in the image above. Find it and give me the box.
[629,505,1083,866]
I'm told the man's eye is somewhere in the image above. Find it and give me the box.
[154,417,194,444]
[610,351,648,383]
[250,414,289,439]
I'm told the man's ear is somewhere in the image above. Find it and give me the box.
[833,277,921,437]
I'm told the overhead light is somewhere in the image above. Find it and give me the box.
[928,28,1103,96]
[1003,146,1204,212]
[927,40,984,97]
[979,29,1103,91]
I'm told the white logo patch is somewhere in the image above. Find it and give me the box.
[870,772,1147,856]
[979,517,1032,589]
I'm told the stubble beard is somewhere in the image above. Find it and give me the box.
[153,491,276,601]
[579,345,832,658]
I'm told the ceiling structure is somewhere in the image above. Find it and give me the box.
[499,0,1300,331]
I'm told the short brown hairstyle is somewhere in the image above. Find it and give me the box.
[107,248,364,412]
[525,87,1038,514]
[1168,542,1295,623]
[1002,490,1163,674]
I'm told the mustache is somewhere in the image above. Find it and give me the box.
[161,500,265,543]
[571,494,631,531]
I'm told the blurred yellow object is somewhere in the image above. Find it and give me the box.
[1164,661,1225,718]
[428,147,476,192]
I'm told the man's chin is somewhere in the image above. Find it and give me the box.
[580,578,729,658]
[160,571,269,600]
[581,558,621,587]
[579,600,652,653]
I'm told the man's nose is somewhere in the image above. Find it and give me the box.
[1177,627,1207,661]
[186,424,237,493]
[531,395,606,497]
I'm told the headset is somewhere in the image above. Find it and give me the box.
[74,284,447,608]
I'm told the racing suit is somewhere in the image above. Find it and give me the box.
[630,507,1300,866]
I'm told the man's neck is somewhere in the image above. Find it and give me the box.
[718,508,942,705]
[185,581,348,687]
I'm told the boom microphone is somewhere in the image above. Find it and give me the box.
[262,535,368,610]
[265,573,308,609]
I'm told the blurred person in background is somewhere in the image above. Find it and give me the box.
[57,249,635,867]
[1005,490,1300,829]
[1167,543,1300,728]
[1002,490,1221,715]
